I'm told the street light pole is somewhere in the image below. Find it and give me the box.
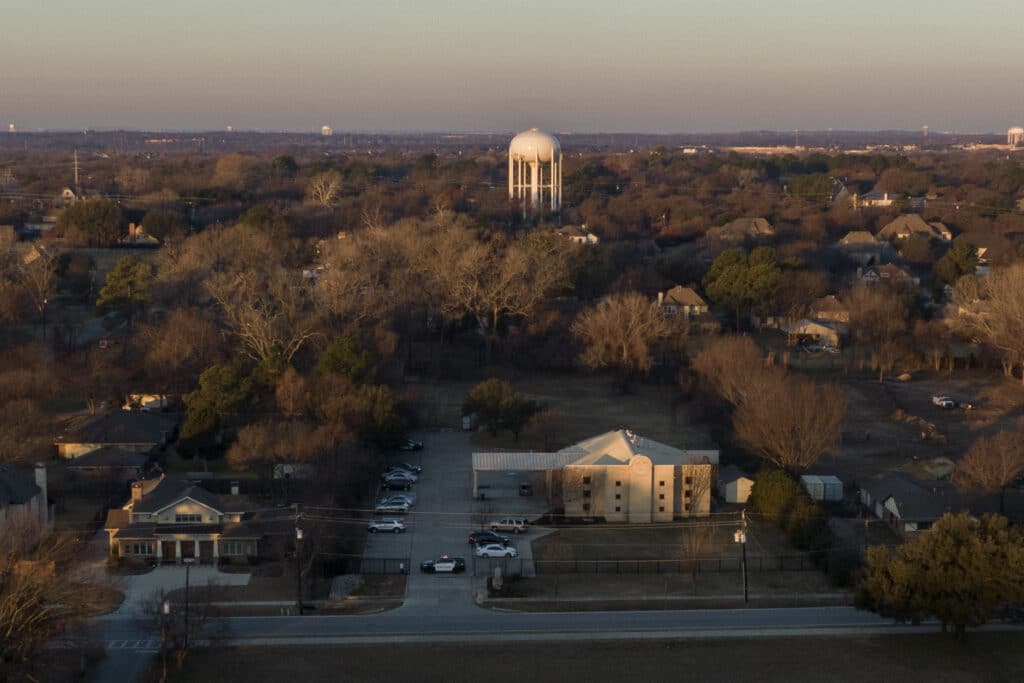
[295,527,304,616]
[160,597,170,683]
[733,509,749,605]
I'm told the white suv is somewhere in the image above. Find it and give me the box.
[368,518,406,533]
[490,517,529,534]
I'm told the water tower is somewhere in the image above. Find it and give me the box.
[1009,127,1024,147]
[508,128,562,215]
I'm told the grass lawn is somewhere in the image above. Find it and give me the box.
[151,633,1024,683]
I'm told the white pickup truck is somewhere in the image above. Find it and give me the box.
[932,395,955,409]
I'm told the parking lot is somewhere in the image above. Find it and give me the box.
[362,431,548,613]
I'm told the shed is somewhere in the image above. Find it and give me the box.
[800,474,843,502]
[717,465,753,504]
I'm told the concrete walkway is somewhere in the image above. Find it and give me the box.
[101,566,252,618]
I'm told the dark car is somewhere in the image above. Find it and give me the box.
[399,439,424,452]
[380,477,415,491]
[386,462,423,475]
[420,555,466,573]
[468,530,510,546]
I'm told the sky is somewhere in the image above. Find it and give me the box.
[2,0,1024,133]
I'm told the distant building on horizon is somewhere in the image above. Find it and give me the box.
[321,125,333,137]
[509,128,562,216]
[1009,127,1024,147]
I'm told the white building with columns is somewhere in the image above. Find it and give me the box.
[509,128,562,215]
[105,476,270,565]
[1009,127,1024,146]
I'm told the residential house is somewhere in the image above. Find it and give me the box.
[858,264,919,288]
[122,223,161,246]
[830,179,854,210]
[555,224,600,245]
[856,190,901,208]
[807,295,849,324]
[657,286,708,319]
[877,214,952,242]
[717,465,753,504]
[104,475,285,565]
[858,474,964,536]
[63,446,153,482]
[0,463,51,528]
[834,231,895,267]
[782,319,846,348]
[706,217,774,243]
[472,430,719,523]
[55,409,177,459]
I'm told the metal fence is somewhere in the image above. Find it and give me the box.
[334,557,411,575]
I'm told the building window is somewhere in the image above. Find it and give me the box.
[658,506,665,513]
[583,476,591,485]
[175,514,202,523]
[684,490,692,498]
[222,541,243,556]
[582,503,591,512]
[614,506,621,513]
[615,493,621,500]
[685,476,693,485]
[583,490,591,498]
[659,481,665,487]
[615,481,621,487]
[684,503,691,512]
[126,542,154,555]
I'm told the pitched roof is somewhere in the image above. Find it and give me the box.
[57,410,176,446]
[0,464,40,506]
[559,430,719,466]
[860,474,966,520]
[838,231,877,246]
[707,217,774,242]
[878,214,951,241]
[662,286,707,308]
[130,477,226,515]
[718,465,752,485]
[64,446,151,469]
[808,295,848,315]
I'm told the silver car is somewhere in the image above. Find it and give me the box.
[368,518,407,533]
[374,500,410,514]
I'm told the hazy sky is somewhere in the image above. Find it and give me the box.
[2,0,1023,132]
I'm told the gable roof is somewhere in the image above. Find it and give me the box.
[837,231,877,246]
[718,465,752,485]
[808,295,848,316]
[860,474,966,520]
[0,464,40,506]
[559,430,718,466]
[64,446,151,469]
[877,214,951,241]
[707,217,774,242]
[662,286,706,308]
[130,477,226,515]
[57,410,176,446]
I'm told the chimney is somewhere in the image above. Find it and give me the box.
[34,463,49,526]
[128,223,136,238]
[657,292,664,306]
[230,481,240,496]
[131,481,144,502]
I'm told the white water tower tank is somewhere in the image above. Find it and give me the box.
[508,128,562,215]
[1008,127,1024,146]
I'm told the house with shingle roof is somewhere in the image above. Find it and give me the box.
[104,475,287,566]
[706,217,774,242]
[55,409,177,459]
[657,286,708,319]
[878,214,952,242]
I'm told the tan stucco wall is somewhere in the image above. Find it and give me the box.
[563,462,714,522]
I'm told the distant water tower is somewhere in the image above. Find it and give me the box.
[1009,127,1024,146]
[509,128,562,215]
[7,123,14,133]
[321,125,333,137]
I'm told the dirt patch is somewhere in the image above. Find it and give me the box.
[151,634,1024,683]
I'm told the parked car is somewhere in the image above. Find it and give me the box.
[382,470,419,483]
[490,517,529,534]
[932,395,955,409]
[378,492,417,507]
[367,518,406,533]
[476,543,518,558]
[958,400,976,410]
[399,439,424,451]
[420,555,465,573]
[386,462,422,475]
[380,476,415,491]
[374,500,410,514]
[468,530,510,546]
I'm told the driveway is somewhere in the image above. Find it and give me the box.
[102,565,252,618]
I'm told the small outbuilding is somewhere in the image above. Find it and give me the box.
[717,465,753,504]
[800,474,843,502]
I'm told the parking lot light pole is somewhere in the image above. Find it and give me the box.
[160,598,170,683]
[295,527,304,616]
[733,509,748,605]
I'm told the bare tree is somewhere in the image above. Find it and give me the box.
[571,292,671,390]
[847,284,908,382]
[275,366,311,418]
[679,520,717,591]
[733,374,846,472]
[17,246,61,336]
[141,308,224,393]
[306,170,343,207]
[207,268,321,365]
[1,522,111,680]
[149,581,225,678]
[952,430,1024,513]
[691,335,783,407]
[954,265,1024,383]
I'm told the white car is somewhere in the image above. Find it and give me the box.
[476,543,518,558]
[932,395,955,409]
[367,518,406,533]
[490,517,529,534]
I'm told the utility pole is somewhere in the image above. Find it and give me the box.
[295,504,304,616]
[734,509,749,604]
[73,149,79,188]
[182,558,194,650]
